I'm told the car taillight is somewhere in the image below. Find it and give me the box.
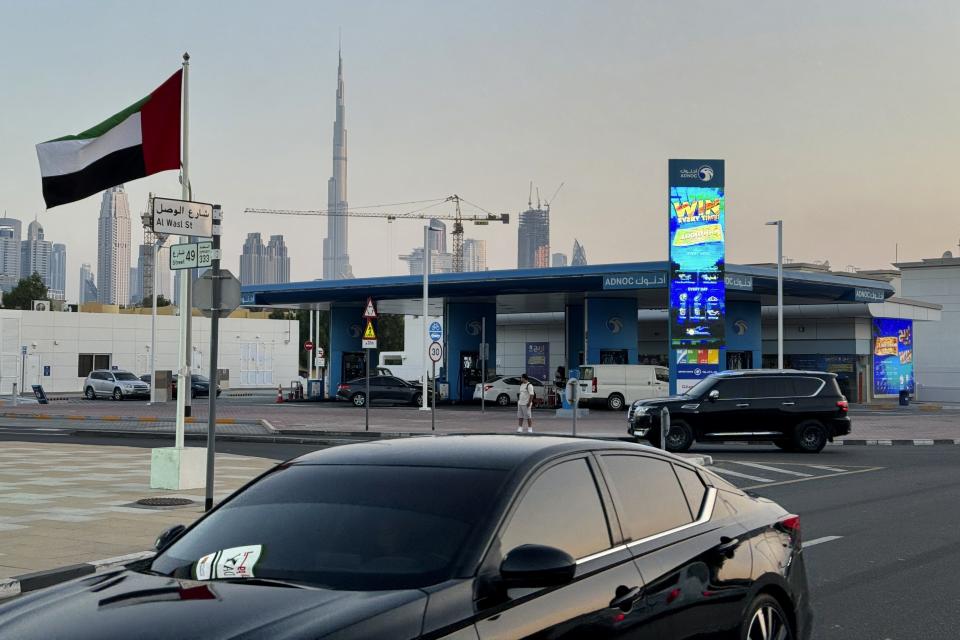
[484,385,493,392]
[837,400,848,412]
[337,384,349,392]
[777,514,801,541]
[592,377,598,393]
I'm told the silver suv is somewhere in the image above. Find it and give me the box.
[83,369,150,400]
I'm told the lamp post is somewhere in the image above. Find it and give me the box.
[421,222,443,411]
[766,220,784,369]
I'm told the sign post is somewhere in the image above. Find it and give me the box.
[362,300,378,432]
[429,341,443,431]
[203,205,223,512]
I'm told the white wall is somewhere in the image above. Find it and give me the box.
[496,321,566,379]
[0,310,299,394]
[900,265,960,402]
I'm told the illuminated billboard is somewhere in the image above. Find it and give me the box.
[669,160,726,392]
[873,318,914,395]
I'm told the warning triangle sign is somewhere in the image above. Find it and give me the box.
[363,297,378,319]
[363,320,377,340]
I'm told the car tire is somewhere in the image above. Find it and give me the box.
[84,386,96,400]
[607,393,626,411]
[352,392,366,407]
[496,394,510,407]
[413,392,423,406]
[112,388,123,401]
[663,420,695,453]
[739,593,794,640]
[792,420,827,453]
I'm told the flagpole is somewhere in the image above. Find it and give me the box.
[174,52,190,449]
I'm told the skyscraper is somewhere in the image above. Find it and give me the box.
[0,217,22,293]
[97,185,132,305]
[130,267,141,304]
[322,50,353,280]
[517,206,550,269]
[49,243,66,300]
[571,239,588,266]
[399,247,453,276]
[552,252,568,267]
[240,232,291,285]
[138,232,171,303]
[265,235,291,284]
[463,238,487,272]
[21,220,52,287]
[429,219,447,254]
[79,263,97,304]
[240,233,266,285]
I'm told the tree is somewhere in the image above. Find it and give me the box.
[140,295,171,308]
[3,273,48,310]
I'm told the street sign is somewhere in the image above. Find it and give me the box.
[363,320,377,340]
[480,342,490,360]
[193,269,242,318]
[20,346,27,356]
[316,357,326,369]
[429,341,443,363]
[363,297,378,319]
[429,321,443,342]
[362,339,378,350]
[171,241,213,270]
[304,341,314,352]
[317,347,325,357]
[151,197,214,237]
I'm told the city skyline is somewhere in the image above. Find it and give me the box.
[2,1,959,297]
[96,186,131,305]
[240,232,292,286]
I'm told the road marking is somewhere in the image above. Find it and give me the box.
[743,466,885,490]
[807,464,848,473]
[803,535,843,549]
[710,467,774,483]
[727,461,813,477]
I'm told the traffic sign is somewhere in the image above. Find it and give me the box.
[428,321,443,342]
[304,341,314,352]
[151,197,214,238]
[170,241,214,270]
[362,339,378,350]
[363,297,378,319]
[429,341,443,363]
[193,269,242,318]
[363,320,377,340]
[316,357,326,369]
[317,347,325,357]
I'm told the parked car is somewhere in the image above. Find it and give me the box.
[628,369,852,453]
[139,374,222,398]
[577,364,670,410]
[473,375,545,406]
[0,436,811,639]
[83,369,150,400]
[336,375,431,407]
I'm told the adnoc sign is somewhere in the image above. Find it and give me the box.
[669,159,726,391]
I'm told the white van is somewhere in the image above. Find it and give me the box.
[577,364,669,410]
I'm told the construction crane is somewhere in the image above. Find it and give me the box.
[245,195,510,272]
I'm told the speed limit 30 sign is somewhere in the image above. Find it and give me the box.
[428,341,443,363]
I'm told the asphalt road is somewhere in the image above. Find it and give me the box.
[2,424,956,638]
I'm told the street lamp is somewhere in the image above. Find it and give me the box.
[766,220,784,369]
[421,222,444,411]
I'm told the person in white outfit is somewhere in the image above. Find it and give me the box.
[516,373,535,433]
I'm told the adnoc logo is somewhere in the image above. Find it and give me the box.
[349,324,363,339]
[698,165,714,182]
[607,317,623,334]
[466,320,482,336]
[734,319,748,336]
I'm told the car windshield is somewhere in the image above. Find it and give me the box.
[193,375,209,384]
[149,464,507,590]
[685,375,718,398]
[113,372,139,381]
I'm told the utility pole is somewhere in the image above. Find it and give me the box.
[204,205,222,511]
[767,220,784,369]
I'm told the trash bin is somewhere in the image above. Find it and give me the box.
[307,379,324,400]
[899,389,910,406]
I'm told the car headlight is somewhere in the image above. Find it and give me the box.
[632,406,648,415]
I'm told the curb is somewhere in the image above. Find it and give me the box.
[0,412,257,426]
[0,551,153,601]
[832,439,960,446]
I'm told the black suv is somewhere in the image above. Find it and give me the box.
[628,369,851,453]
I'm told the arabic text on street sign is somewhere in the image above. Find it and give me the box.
[152,197,214,238]
[170,243,199,270]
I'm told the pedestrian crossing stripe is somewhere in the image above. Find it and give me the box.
[363,320,377,340]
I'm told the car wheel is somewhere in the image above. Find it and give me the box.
[607,393,625,411]
[664,420,695,453]
[112,388,123,401]
[792,420,827,453]
[352,392,366,407]
[84,386,96,400]
[740,593,794,640]
[774,440,796,452]
[413,392,423,406]
[496,394,510,407]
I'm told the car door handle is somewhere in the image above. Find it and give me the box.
[609,585,642,612]
[736,403,750,407]
[782,402,796,406]
[717,536,740,553]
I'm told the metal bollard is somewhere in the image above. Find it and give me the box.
[12,382,17,407]
[660,406,670,451]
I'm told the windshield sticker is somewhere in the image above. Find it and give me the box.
[194,544,263,580]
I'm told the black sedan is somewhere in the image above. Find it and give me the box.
[0,436,811,639]
[140,374,222,399]
[336,375,431,407]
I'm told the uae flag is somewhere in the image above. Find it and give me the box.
[36,69,182,209]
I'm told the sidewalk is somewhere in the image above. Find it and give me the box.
[0,442,274,581]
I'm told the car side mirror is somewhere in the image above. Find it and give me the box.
[499,544,576,589]
[708,389,720,402]
[154,524,186,552]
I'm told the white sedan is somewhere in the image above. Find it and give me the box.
[473,375,547,406]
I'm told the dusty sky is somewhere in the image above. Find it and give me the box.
[2,0,958,300]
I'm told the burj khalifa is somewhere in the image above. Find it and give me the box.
[323,50,353,280]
